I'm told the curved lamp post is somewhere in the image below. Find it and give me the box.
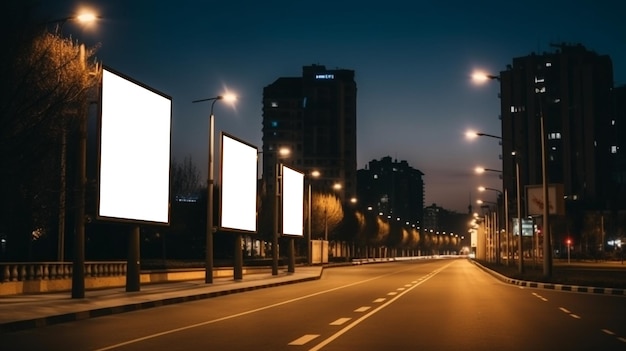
[192,93,237,284]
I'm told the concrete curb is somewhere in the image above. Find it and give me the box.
[0,273,321,333]
[471,259,626,296]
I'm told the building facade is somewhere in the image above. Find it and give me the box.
[261,65,357,201]
[356,156,424,227]
[499,43,617,222]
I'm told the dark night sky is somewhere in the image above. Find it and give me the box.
[38,0,626,213]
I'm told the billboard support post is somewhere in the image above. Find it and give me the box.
[234,234,243,280]
[71,102,87,299]
[272,162,281,276]
[288,238,295,273]
[126,226,140,292]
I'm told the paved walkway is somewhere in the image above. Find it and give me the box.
[0,266,323,333]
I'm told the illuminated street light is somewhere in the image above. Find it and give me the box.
[471,70,500,83]
[474,166,502,174]
[466,130,502,140]
[66,8,99,299]
[307,170,321,265]
[192,93,237,284]
[48,10,100,31]
[272,147,291,275]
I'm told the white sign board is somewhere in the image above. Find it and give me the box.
[98,67,171,224]
[282,165,304,236]
[220,133,258,233]
[526,184,565,216]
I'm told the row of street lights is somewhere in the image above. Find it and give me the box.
[469,68,554,276]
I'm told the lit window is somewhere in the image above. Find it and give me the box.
[534,76,545,83]
[271,102,278,108]
[612,146,619,154]
[546,62,552,67]
[548,132,562,140]
[373,174,378,179]
[271,121,278,127]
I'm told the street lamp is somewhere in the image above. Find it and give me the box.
[307,170,321,265]
[60,9,99,299]
[272,147,291,275]
[471,70,500,83]
[192,93,237,284]
[48,10,100,28]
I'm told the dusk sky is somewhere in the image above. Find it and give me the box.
[39,0,625,213]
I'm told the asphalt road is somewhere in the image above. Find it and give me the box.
[4,258,626,351]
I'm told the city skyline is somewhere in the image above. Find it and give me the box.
[38,0,626,213]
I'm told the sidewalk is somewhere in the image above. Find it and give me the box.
[0,266,323,333]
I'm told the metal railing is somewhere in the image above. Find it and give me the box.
[0,261,126,282]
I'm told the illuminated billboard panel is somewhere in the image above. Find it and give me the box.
[98,67,172,224]
[220,133,257,233]
[282,165,304,236]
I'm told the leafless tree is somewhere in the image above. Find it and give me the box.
[0,3,99,259]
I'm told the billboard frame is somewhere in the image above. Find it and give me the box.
[218,132,258,234]
[96,65,172,225]
[281,164,304,237]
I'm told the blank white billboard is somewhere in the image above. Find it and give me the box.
[98,67,172,224]
[220,133,257,232]
[282,165,304,236]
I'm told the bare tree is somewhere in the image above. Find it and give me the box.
[171,155,201,199]
[0,3,99,260]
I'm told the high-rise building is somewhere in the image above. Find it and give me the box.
[609,84,626,210]
[499,43,616,219]
[261,64,357,201]
[356,156,424,227]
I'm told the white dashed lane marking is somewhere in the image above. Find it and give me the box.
[532,292,548,301]
[330,318,351,326]
[288,334,320,346]
[373,298,386,303]
[354,306,371,313]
